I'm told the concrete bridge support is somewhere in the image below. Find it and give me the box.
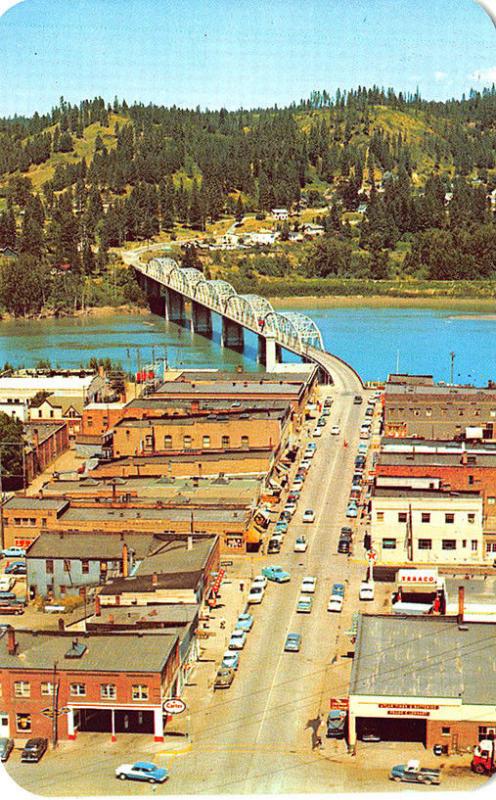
[191,301,213,339]
[221,317,244,352]
[258,335,282,371]
[165,288,186,326]
[146,278,165,316]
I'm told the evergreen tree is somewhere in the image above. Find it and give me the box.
[0,207,17,249]
[188,179,204,230]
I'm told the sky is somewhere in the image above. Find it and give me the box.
[0,0,496,116]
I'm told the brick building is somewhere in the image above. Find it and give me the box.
[24,422,70,483]
[0,628,179,743]
[90,449,274,479]
[2,497,69,551]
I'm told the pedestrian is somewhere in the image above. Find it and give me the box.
[220,617,226,630]
[240,580,245,591]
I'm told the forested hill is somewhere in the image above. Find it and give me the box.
[1,86,496,316]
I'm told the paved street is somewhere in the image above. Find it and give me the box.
[2,364,488,794]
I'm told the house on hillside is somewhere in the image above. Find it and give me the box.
[271,208,289,220]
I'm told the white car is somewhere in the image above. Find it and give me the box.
[312,428,322,438]
[291,476,304,488]
[301,576,317,593]
[284,503,297,517]
[331,425,341,435]
[294,535,308,552]
[302,509,315,523]
[248,585,265,604]
[328,595,343,613]
[304,447,315,458]
[229,629,247,650]
[252,575,268,589]
[0,576,15,592]
[300,459,311,470]
[359,582,375,601]
[271,530,284,543]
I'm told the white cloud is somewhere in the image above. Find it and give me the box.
[471,66,496,82]
[0,0,25,16]
[434,71,448,82]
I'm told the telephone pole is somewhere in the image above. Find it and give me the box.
[450,351,455,385]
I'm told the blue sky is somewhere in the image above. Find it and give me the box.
[0,0,496,116]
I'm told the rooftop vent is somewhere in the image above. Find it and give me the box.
[64,638,87,659]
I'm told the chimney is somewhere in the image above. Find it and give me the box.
[461,451,468,465]
[187,535,193,551]
[122,543,129,578]
[191,399,200,414]
[152,572,158,586]
[58,617,65,631]
[458,586,465,622]
[7,628,17,656]
[95,595,101,616]
[109,614,114,625]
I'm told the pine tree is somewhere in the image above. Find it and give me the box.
[0,206,17,249]
[159,177,175,231]
[235,194,244,222]
[188,179,204,230]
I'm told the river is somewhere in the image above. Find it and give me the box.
[1,304,495,384]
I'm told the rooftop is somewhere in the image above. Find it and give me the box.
[378,452,496,468]
[26,532,152,560]
[4,497,69,513]
[114,407,288,427]
[90,449,272,467]
[385,384,496,398]
[60,506,250,524]
[174,369,315,384]
[87,603,199,627]
[350,615,496,705]
[136,535,218,576]
[153,381,302,397]
[381,438,496,454]
[99,570,203,594]
[373,486,481,500]
[24,421,67,446]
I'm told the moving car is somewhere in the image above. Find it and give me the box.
[21,738,48,763]
[296,595,313,613]
[284,632,302,652]
[4,561,26,575]
[389,761,441,785]
[294,535,308,553]
[327,595,343,613]
[359,582,375,601]
[267,538,281,554]
[252,575,268,589]
[115,762,169,784]
[353,395,363,405]
[331,582,345,598]
[229,629,247,650]
[262,565,290,583]
[248,585,265,604]
[235,613,254,632]
[1,547,26,559]
[312,427,322,438]
[0,737,14,762]
[302,509,315,523]
[222,650,240,670]
[300,576,317,593]
[317,417,327,427]
[346,501,358,518]
[337,537,350,555]
[214,667,235,689]
[331,425,341,435]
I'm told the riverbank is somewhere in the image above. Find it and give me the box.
[270,295,496,311]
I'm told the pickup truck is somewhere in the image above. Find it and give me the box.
[389,761,441,785]
[262,565,291,583]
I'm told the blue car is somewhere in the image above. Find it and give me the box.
[346,501,358,518]
[262,565,291,583]
[222,650,240,670]
[235,613,254,632]
[4,561,26,575]
[331,583,345,598]
[115,762,169,784]
[1,547,26,559]
[284,633,302,652]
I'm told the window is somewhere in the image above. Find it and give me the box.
[418,539,432,550]
[87,417,93,428]
[100,683,116,699]
[144,434,153,448]
[376,511,384,522]
[132,685,149,701]
[81,560,89,575]
[202,435,210,448]
[489,497,496,505]
[421,513,431,523]
[16,713,31,734]
[46,559,54,574]
[398,512,407,523]
[221,435,230,448]
[183,435,192,450]
[442,539,457,550]
[70,683,86,697]
[41,682,54,696]
[63,559,71,572]
[486,542,496,554]
[382,538,396,549]
[241,435,249,448]
[442,727,451,736]
[468,513,475,524]
[426,409,432,417]
[468,475,474,485]
[163,435,172,449]
[445,513,455,524]
[14,681,30,698]
[41,518,47,527]
[471,540,479,552]
[462,539,467,548]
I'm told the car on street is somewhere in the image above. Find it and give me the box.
[337,537,350,554]
[355,456,366,467]
[322,407,331,416]
[1,547,26,559]
[354,395,363,404]
[317,417,327,427]
[0,737,14,762]
[279,511,292,522]
[357,443,368,455]
[359,581,375,601]
[252,575,268,589]
[352,472,363,484]
[302,509,315,523]
[235,613,254,632]
[365,407,374,417]
[294,535,308,552]
[270,530,284,543]
[312,427,322,437]
[331,425,341,435]
[331,582,345,598]
[389,761,441,785]
[222,650,240,670]
[328,595,343,612]
[248,585,265,604]
[4,561,26,575]
[300,576,317,593]
[349,488,361,500]
[229,629,247,650]
[275,521,288,532]
[284,632,302,652]
[360,429,370,440]
[21,738,48,763]
[292,475,304,487]
[324,395,333,406]
[304,450,315,460]
[283,502,297,517]
[268,538,281,554]
[115,761,169,784]
[296,595,313,613]
[214,666,235,689]
[0,577,15,592]
[300,459,311,470]
[262,565,290,583]
[346,501,358,518]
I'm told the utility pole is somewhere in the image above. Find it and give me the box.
[450,351,455,385]
[52,660,59,749]
[0,454,4,552]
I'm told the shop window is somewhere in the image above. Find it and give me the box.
[221,435,230,448]
[70,683,86,697]
[442,727,451,736]
[382,538,396,549]
[14,681,30,698]
[376,511,384,522]
[398,512,407,523]
[442,539,457,550]
[100,683,116,699]
[132,685,149,701]
[468,513,475,524]
[418,539,432,550]
[16,713,31,734]
[421,513,431,523]
[41,682,54,696]
[81,560,89,575]
[163,435,172,449]
[202,435,210,448]
[445,513,455,524]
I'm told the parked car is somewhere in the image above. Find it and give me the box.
[235,613,254,632]
[300,576,317,593]
[302,509,315,523]
[21,738,48,762]
[322,407,331,416]
[331,425,341,435]
[317,417,327,427]
[214,666,235,689]
[355,456,366,467]
[0,737,14,762]
[359,582,375,601]
[324,396,333,407]
[357,443,368,455]
[279,511,291,522]
[337,537,350,555]
[4,561,26,575]
[275,521,288,533]
[283,503,297,517]
[222,650,240,670]
[296,595,313,613]
[115,762,169,784]
[1,547,26,559]
[229,629,247,650]
[360,430,370,440]
[331,582,345,598]
[294,535,308,553]
[0,577,15,592]
[291,475,304,487]
[389,761,441,785]
[252,575,268,589]
[0,591,17,602]
[312,428,322,438]
[248,585,265,604]
[262,565,290,583]
[0,604,24,615]
[346,501,358,518]
[361,729,381,742]
[327,595,343,613]
[352,472,363,484]
[284,632,302,652]
[268,538,281,554]
[353,395,363,405]
[304,448,316,459]
[270,530,284,543]
[300,459,311,470]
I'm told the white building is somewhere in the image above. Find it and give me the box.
[271,208,288,220]
[0,371,104,404]
[371,486,484,564]
[0,398,29,422]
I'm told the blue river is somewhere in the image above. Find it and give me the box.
[0,305,494,384]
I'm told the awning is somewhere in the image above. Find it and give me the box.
[246,525,263,544]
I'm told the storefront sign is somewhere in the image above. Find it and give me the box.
[378,703,439,710]
[330,697,349,710]
[163,698,186,715]
[398,569,438,585]
[387,710,431,717]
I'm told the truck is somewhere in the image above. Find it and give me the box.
[471,739,496,775]
[326,710,346,739]
[389,760,441,785]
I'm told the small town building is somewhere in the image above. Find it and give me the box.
[24,421,69,483]
[271,208,289,219]
[349,614,496,752]
[0,398,29,422]
[2,497,69,551]
[0,369,104,404]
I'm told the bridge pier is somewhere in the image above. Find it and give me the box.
[191,301,213,339]
[146,278,165,316]
[258,335,281,371]
[165,288,186,326]
[221,317,244,352]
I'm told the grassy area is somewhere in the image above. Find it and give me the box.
[272,295,496,311]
